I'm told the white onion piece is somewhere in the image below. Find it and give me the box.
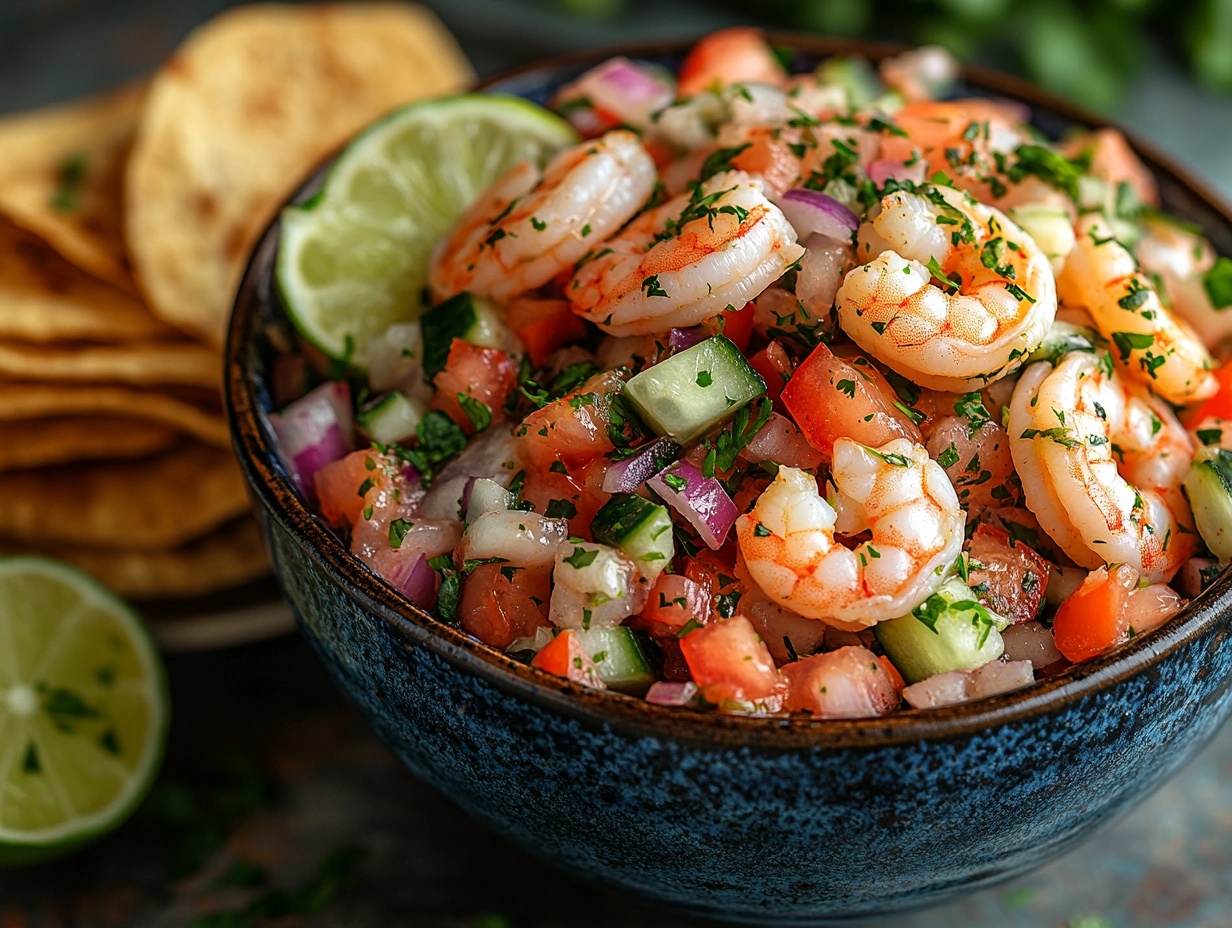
[466,478,513,522]
[1000,622,1063,670]
[1124,584,1186,637]
[419,429,517,520]
[549,543,638,630]
[461,511,568,567]
[367,322,432,402]
[902,660,1034,709]
[740,412,824,471]
[645,681,699,707]
[779,188,859,242]
[796,232,853,318]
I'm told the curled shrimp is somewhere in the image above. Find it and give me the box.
[429,130,657,303]
[1008,354,1198,583]
[568,170,804,337]
[736,439,965,627]
[836,184,1057,392]
[1057,214,1216,405]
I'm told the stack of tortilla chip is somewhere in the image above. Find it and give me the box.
[0,3,472,600]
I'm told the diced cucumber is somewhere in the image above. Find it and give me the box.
[623,335,766,443]
[874,578,1008,683]
[814,56,880,109]
[356,391,424,445]
[1184,447,1232,559]
[591,494,674,579]
[577,626,657,695]
[420,292,512,379]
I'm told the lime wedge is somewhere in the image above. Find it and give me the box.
[0,558,168,865]
[276,93,578,367]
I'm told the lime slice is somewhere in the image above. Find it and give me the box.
[0,558,168,865]
[276,93,579,367]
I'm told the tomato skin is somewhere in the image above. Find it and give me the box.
[966,524,1049,625]
[640,573,710,635]
[314,449,398,527]
[678,28,787,97]
[431,339,518,434]
[1052,564,1137,663]
[1184,364,1232,425]
[702,303,756,354]
[459,562,553,650]
[532,629,606,688]
[781,343,921,459]
[679,615,784,706]
[516,372,621,470]
[518,459,609,540]
[747,341,794,412]
[507,298,589,368]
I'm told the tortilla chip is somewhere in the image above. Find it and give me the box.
[0,339,220,388]
[0,85,144,291]
[126,3,473,344]
[0,416,177,471]
[0,382,229,446]
[0,443,250,549]
[0,517,270,598]
[0,218,176,344]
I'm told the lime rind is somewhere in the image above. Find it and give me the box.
[276,94,578,368]
[0,557,169,866]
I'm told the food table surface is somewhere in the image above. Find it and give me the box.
[3,2,1232,927]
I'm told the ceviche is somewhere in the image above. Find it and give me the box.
[269,29,1232,717]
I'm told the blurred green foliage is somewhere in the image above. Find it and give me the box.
[551,0,1232,111]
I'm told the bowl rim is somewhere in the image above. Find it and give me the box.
[225,32,1232,750]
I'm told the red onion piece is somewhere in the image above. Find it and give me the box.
[580,57,674,120]
[668,327,707,353]
[386,553,439,611]
[647,459,738,550]
[780,188,859,242]
[269,381,355,503]
[645,681,699,707]
[602,438,682,494]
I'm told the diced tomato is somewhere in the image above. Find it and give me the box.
[679,615,784,706]
[701,303,755,354]
[1052,564,1138,663]
[677,28,787,97]
[741,588,827,665]
[747,340,794,412]
[682,550,740,623]
[518,459,609,540]
[966,524,1049,625]
[640,573,710,636]
[781,343,922,459]
[516,371,620,469]
[459,562,553,650]
[431,339,518,435]
[507,298,590,368]
[1184,363,1232,425]
[731,126,804,199]
[781,646,903,718]
[532,629,606,688]
[314,449,401,527]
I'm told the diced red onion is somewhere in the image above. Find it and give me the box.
[577,57,675,125]
[648,459,738,550]
[780,188,859,242]
[866,158,926,187]
[902,659,1034,709]
[269,381,355,503]
[1000,621,1063,670]
[645,681,699,707]
[386,553,439,611]
[602,438,682,494]
[668,327,708,353]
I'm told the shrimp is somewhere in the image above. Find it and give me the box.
[1057,214,1217,405]
[835,184,1057,392]
[1008,354,1198,583]
[567,170,804,337]
[429,130,657,303]
[736,439,965,627]
[1135,214,1230,350]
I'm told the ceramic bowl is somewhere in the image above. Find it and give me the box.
[225,36,1232,924]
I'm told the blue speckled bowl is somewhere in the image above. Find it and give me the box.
[225,36,1232,924]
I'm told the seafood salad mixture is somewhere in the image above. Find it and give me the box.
[269,29,1232,717]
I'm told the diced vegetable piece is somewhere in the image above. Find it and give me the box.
[640,573,710,635]
[779,188,859,242]
[1124,583,1186,638]
[740,588,827,666]
[357,390,425,446]
[678,28,787,97]
[780,646,903,718]
[1176,557,1222,599]
[781,343,921,459]
[460,562,553,650]
[465,477,513,522]
[966,524,1048,625]
[706,302,756,353]
[647,459,738,550]
[1044,563,1087,607]
[549,542,639,630]
[645,681,699,706]
[532,629,606,689]
[577,626,657,695]
[683,551,742,622]
[602,438,681,493]
[1000,621,1063,669]
[431,340,518,435]
[739,412,824,471]
[384,553,440,612]
[507,298,590,367]
[901,660,1034,709]
[517,371,621,469]
[420,292,512,379]
[815,55,881,109]
[746,341,794,412]
[591,493,674,579]
[269,381,355,502]
[623,336,766,444]
[873,578,1008,683]
[367,321,426,394]
[314,449,398,526]
[679,615,785,709]
[460,510,568,567]
[1184,446,1232,559]
[1185,364,1232,426]
[1051,564,1138,663]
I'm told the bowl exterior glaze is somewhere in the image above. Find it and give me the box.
[228,38,1232,924]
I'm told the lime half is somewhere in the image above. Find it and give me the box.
[0,558,168,865]
[276,93,578,367]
